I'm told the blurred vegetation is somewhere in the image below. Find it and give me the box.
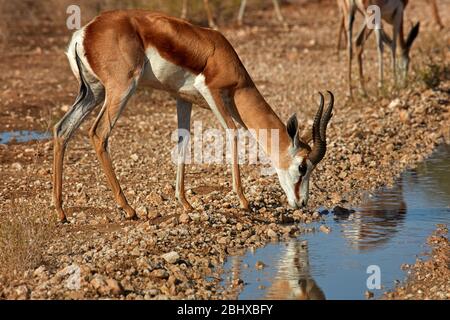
[0,0,254,49]
[417,59,450,90]
[0,198,55,279]
[0,1,246,31]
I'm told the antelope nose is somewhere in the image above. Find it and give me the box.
[300,199,307,207]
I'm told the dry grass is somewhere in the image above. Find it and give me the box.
[0,0,245,29]
[0,198,55,279]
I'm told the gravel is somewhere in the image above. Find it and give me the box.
[383,225,450,300]
[0,0,449,300]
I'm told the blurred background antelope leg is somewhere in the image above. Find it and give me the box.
[181,0,188,19]
[272,0,284,22]
[346,3,356,97]
[203,0,217,28]
[431,0,444,29]
[237,0,247,25]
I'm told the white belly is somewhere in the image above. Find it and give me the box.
[141,47,206,106]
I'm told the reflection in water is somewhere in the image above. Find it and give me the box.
[227,241,325,300]
[0,130,51,144]
[340,177,407,251]
[224,145,450,300]
[339,145,450,251]
[265,241,325,300]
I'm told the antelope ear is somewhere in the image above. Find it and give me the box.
[286,114,299,142]
[406,22,420,49]
[287,114,311,150]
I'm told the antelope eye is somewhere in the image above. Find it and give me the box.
[298,164,307,176]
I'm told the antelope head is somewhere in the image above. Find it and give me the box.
[399,22,420,83]
[277,91,334,209]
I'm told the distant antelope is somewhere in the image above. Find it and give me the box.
[336,0,441,52]
[180,0,284,28]
[338,0,420,96]
[53,10,334,222]
[237,0,284,26]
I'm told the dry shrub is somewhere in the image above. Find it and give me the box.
[0,199,55,279]
[418,60,450,90]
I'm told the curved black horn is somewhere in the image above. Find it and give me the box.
[320,91,334,142]
[309,91,334,165]
[312,92,324,146]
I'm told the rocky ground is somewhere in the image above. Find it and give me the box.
[384,225,450,300]
[0,0,449,299]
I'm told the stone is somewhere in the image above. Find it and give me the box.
[60,104,70,112]
[11,162,23,171]
[319,225,331,234]
[349,154,362,166]
[130,247,140,256]
[338,171,348,179]
[189,213,201,222]
[179,213,190,224]
[267,229,278,239]
[365,290,374,299]
[136,206,148,218]
[330,193,342,203]
[332,206,354,218]
[151,269,169,279]
[146,192,163,205]
[388,98,402,110]
[120,279,134,292]
[105,278,123,296]
[33,266,47,278]
[147,289,160,296]
[161,251,180,264]
[148,210,161,219]
[90,275,107,292]
[14,285,30,300]
[399,110,410,124]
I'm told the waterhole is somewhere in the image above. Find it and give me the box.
[222,144,450,299]
[0,130,51,144]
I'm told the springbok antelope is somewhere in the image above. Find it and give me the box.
[180,0,284,28]
[237,0,284,26]
[340,0,420,96]
[336,0,442,52]
[53,10,334,222]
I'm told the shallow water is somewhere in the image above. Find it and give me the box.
[0,130,51,144]
[222,144,450,300]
